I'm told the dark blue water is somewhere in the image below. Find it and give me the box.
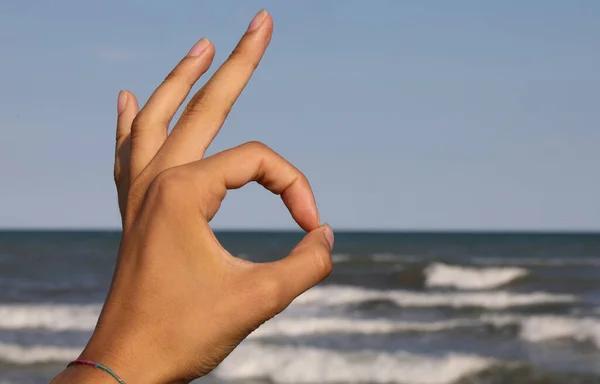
[1,231,600,384]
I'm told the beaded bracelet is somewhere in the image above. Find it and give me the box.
[67,360,126,384]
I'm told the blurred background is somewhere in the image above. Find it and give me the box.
[0,1,599,383]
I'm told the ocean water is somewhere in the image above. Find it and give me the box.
[1,231,600,384]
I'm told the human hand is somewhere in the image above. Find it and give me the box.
[52,9,334,384]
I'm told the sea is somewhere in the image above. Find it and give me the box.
[1,231,599,384]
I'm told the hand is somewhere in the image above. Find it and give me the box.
[52,9,334,384]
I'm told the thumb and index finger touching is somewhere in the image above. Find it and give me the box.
[184,141,335,304]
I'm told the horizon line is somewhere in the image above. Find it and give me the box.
[1,227,599,235]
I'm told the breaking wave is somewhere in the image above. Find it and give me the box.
[424,263,528,290]
[216,342,495,384]
[295,285,576,310]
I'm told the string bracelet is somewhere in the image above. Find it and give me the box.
[67,359,126,384]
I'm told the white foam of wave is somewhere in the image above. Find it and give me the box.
[331,254,352,263]
[216,342,494,384]
[294,285,576,310]
[250,317,478,338]
[472,257,600,267]
[519,316,600,348]
[482,314,600,349]
[250,314,600,350]
[0,342,80,364]
[424,263,528,290]
[0,304,100,331]
[252,314,600,351]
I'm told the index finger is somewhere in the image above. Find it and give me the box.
[190,141,320,232]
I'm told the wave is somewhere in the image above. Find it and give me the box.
[0,342,80,364]
[483,314,600,349]
[424,263,528,290]
[252,314,600,350]
[331,254,352,263]
[1,312,598,369]
[250,317,479,338]
[0,288,580,337]
[294,285,577,310]
[471,257,600,267]
[364,254,600,267]
[0,304,100,331]
[216,342,495,384]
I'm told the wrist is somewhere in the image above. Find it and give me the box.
[79,328,188,384]
[50,364,116,384]
[79,338,155,384]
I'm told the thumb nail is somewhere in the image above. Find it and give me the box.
[323,223,334,249]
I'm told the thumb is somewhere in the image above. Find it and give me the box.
[258,224,334,312]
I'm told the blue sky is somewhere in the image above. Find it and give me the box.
[0,1,599,230]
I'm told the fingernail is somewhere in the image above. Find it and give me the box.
[323,223,334,249]
[186,38,210,57]
[246,9,267,33]
[117,90,128,114]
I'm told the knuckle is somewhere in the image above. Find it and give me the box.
[131,112,145,127]
[130,113,151,136]
[163,69,181,84]
[115,130,127,144]
[293,243,332,281]
[164,69,193,90]
[242,140,270,153]
[296,170,310,186]
[147,169,193,205]
[182,86,235,125]
[184,93,208,115]
[228,48,259,72]
[313,246,333,278]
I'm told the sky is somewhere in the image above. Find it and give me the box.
[0,1,599,231]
